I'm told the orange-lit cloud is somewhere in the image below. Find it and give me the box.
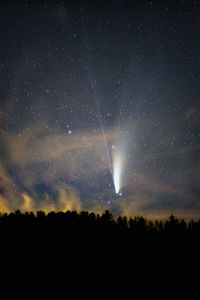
[0,123,120,212]
[0,114,200,219]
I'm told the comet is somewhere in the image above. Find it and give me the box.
[113,154,122,194]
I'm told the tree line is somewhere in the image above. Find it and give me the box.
[1,209,200,259]
[0,209,200,236]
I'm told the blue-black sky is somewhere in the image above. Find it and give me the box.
[0,0,200,218]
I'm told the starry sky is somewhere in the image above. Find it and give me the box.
[0,0,200,218]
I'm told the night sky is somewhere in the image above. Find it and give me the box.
[0,0,200,218]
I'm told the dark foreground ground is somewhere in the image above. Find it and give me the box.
[0,209,199,290]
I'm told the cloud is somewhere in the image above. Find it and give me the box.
[0,123,119,212]
[38,186,81,212]
[0,151,82,213]
[0,111,200,218]
[20,186,81,213]
[0,161,21,211]
[0,195,10,213]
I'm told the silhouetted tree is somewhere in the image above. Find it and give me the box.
[0,208,200,251]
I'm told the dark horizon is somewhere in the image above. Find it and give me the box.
[1,208,200,233]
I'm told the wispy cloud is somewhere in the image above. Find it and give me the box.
[0,123,119,212]
[0,112,199,218]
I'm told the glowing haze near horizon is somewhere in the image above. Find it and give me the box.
[0,0,200,218]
